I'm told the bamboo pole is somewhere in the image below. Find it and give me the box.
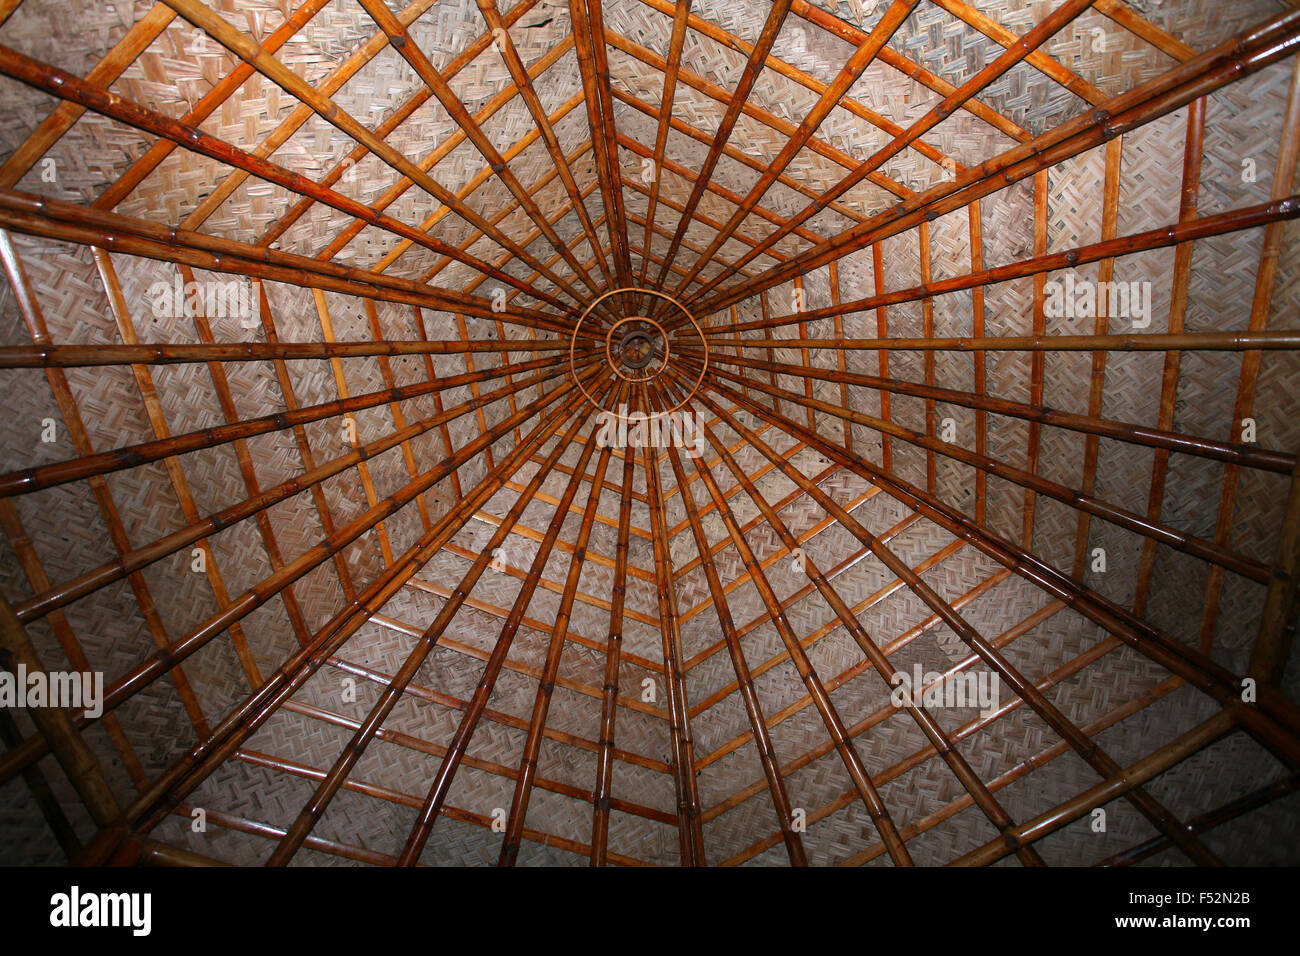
[473,0,616,288]
[692,371,1300,767]
[637,0,694,299]
[696,6,1300,315]
[1200,53,1300,657]
[571,0,633,287]
[122,377,598,839]
[499,432,620,865]
[633,0,962,175]
[1095,771,1300,867]
[644,0,794,306]
[358,0,607,299]
[787,0,1030,143]
[681,372,1228,864]
[0,351,585,498]
[691,360,1273,582]
[666,0,920,300]
[0,338,569,368]
[656,393,809,866]
[158,0,595,309]
[0,187,579,331]
[681,382,1047,865]
[689,349,1294,473]
[0,45,582,316]
[1134,97,1205,616]
[699,195,1300,336]
[675,390,914,866]
[677,0,1099,316]
[0,372,595,789]
[704,331,1300,353]
[590,449,636,865]
[392,382,621,867]
[0,595,120,827]
[639,384,707,864]
[952,711,1237,866]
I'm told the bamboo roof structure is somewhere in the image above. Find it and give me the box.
[0,0,1298,867]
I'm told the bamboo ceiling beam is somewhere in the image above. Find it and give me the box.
[318,645,668,773]
[611,87,867,234]
[571,0,634,287]
[0,188,573,332]
[357,0,608,299]
[95,0,445,214]
[668,0,920,301]
[633,0,964,176]
[1200,54,1300,658]
[637,0,693,296]
[156,0,596,311]
[474,0,617,288]
[698,373,1300,767]
[703,194,1300,336]
[0,595,121,828]
[688,392,1045,865]
[685,378,1226,865]
[644,0,794,304]
[499,436,619,865]
[0,44,580,317]
[707,331,1300,353]
[674,386,914,866]
[0,2,181,187]
[97,252,273,698]
[1133,98,1205,618]
[952,711,1236,866]
[695,7,1300,315]
[0,349,583,499]
[640,386,706,866]
[0,229,215,762]
[391,385,619,867]
[788,0,1031,144]
[692,350,1294,474]
[681,0,1100,313]
[123,379,594,838]
[931,0,1105,105]
[693,361,1273,582]
[0,338,568,369]
[0,374,593,791]
[659,407,808,866]
[591,449,636,866]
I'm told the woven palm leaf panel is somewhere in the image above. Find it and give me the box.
[0,0,1297,867]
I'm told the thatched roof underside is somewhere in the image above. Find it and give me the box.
[0,0,1298,866]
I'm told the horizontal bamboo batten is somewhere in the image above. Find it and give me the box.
[1,0,1297,868]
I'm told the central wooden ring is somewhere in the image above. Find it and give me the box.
[569,288,708,418]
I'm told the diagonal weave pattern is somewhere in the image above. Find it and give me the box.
[0,0,1298,867]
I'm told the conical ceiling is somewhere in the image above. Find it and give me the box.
[0,0,1298,867]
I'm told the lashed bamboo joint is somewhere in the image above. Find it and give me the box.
[0,0,1296,870]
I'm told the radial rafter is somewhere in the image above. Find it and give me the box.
[0,0,1298,869]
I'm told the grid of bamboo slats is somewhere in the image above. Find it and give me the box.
[0,0,1297,868]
